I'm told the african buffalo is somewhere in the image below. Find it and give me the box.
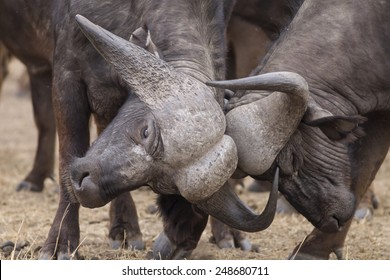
[228,0,380,221]
[0,0,56,192]
[0,0,278,260]
[35,0,287,260]
[207,0,390,259]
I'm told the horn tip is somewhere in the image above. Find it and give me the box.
[75,15,97,34]
[75,14,86,24]
[75,14,93,33]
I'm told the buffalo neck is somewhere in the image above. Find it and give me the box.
[144,0,227,101]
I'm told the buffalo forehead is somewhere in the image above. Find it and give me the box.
[155,87,226,167]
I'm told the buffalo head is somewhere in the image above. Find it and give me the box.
[207,74,365,233]
[68,15,279,232]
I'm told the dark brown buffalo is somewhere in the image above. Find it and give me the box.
[0,0,328,260]
[207,0,390,259]
[227,0,380,222]
[0,0,56,192]
[1,0,278,260]
[40,0,287,260]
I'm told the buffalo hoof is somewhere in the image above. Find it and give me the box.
[109,234,144,251]
[39,252,77,260]
[1,240,30,258]
[288,247,344,260]
[215,235,235,249]
[38,243,80,260]
[153,232,193,260]
[237,238,256,252]
[210,230,258,252]
[16,180,44,192]
[354,207,373,221]
[214,234,256,251]
[210,217,259,252]
[353,186,379,221]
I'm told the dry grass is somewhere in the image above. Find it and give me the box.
[0,60,389,260]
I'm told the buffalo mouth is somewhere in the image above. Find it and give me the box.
[284,190,356,233]
[69,157,118,208]
[70,170,107,208]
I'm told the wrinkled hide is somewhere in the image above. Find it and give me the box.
[0,0,55,192]
[211,0,390,243]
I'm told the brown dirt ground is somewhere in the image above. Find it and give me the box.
[0,60,389,260]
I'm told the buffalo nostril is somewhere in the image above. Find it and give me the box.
[333,215,347,231]
[320,215,342,233]
[73,172,90,190]
[70,172,106,208]
[79,172,89,185]
[332,215,341,229]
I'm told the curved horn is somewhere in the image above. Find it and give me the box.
[75,14,176,108]
[206,71,308,96]
[196,167,279,232]
[207,72,309,175]
[174,135,237,202]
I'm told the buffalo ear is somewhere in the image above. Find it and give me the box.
[303,100,366,143]
[129,25,161,58]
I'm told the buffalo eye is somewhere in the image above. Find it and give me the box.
[141,127,149,139]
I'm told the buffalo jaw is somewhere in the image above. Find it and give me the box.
[196,167,279,232]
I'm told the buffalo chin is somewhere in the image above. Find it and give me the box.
[310,198,355,233]
[72,175,108,208]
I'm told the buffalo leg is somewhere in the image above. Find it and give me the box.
[39,195,80,260]
[39,68,90,259]
[354,183,379,220]
[109,192,144,250]
[17,67,56,192]
[210,217,254,251]
[153,194,208,260]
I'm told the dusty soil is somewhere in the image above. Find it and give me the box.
[0,60,389,260]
